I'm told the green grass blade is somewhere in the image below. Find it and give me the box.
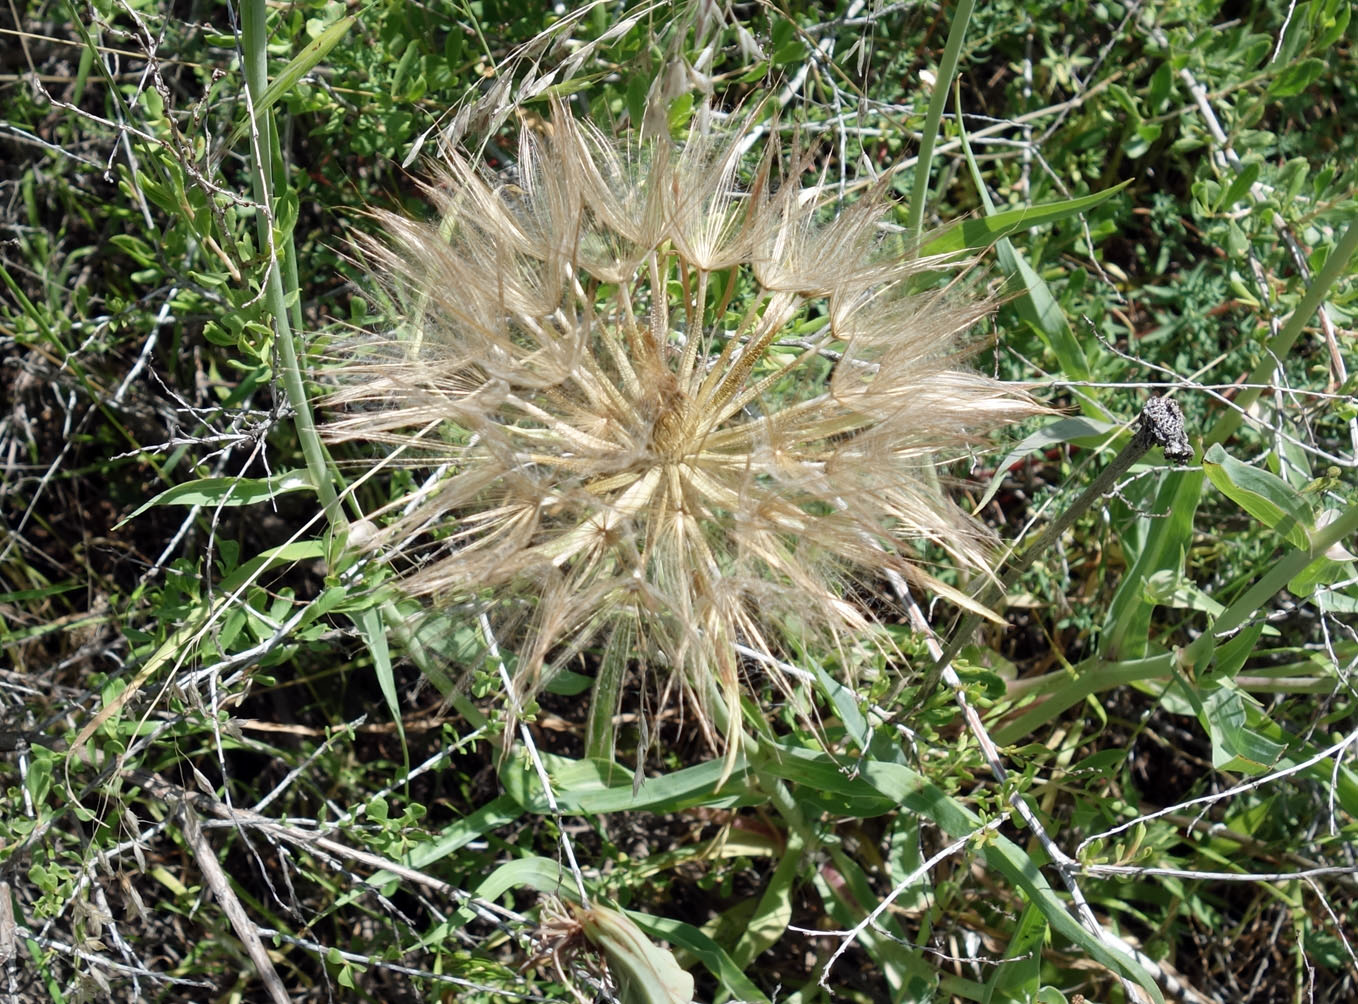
[351,607,408,772]
[905,0,976,238]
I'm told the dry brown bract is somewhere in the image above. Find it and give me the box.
[326,101,1043,758]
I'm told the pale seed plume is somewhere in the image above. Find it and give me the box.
[326,101,1044,759]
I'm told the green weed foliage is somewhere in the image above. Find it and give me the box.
[2,1,1356,1001]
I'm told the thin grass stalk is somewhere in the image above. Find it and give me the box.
[240,0,344,534]
[905,0,977,242]
[902,0,976,506]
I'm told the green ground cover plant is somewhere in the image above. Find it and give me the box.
[1,1,1355,1002]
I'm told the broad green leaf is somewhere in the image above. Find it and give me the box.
[1202,683,1286,773]
[1208,622,1264,683]
[628,913,771,1004]
[296,584,350,628]
[464,861,702,1004]
[1142,569,1225,617]
[1202,444,1313,549]
[117,470,312,526]
[577,903,693,1004]
[1315,588,1358,614]
[545,668,593,695]
[1101,470,1204,660]
[1287,509,1358,597]
[469,855,571,904]
[1237,719,1358,817]
[1212,503,1358,637]
[1268,56,1326,97]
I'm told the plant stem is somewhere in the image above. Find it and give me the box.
[917,397,1192,705]
[585,630,628,761]
[241,0,344,534]
[905,0,976,241]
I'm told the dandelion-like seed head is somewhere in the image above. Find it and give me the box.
[328,101,1043,756]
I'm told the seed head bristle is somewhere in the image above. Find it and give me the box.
[327,99,1045,757]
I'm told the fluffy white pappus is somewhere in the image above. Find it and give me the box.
[326,99,1046,760]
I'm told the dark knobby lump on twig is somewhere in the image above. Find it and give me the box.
[1135,396,1194,463]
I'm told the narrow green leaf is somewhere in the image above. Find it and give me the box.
[730,838,797,968]
[502,750,756,815]
[351,607,407,770]
[1220,160,1261,209]
[116,470,312,527]
[0,581,82,604]
[218,540,326,595]
[983,902,1045,1003]
[1101,470,1204,660]
[1003,245,1091,382]
[1202,684,1286,773]
[920,183,1131,259]
[954,109,1105,388]
[974,418,1118,512]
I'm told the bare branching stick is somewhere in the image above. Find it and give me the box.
[1078,729,1358,861]
[254,927,544,1000]
[179,805,290,1004]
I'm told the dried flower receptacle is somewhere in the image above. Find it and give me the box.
[327,102,1043,758]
